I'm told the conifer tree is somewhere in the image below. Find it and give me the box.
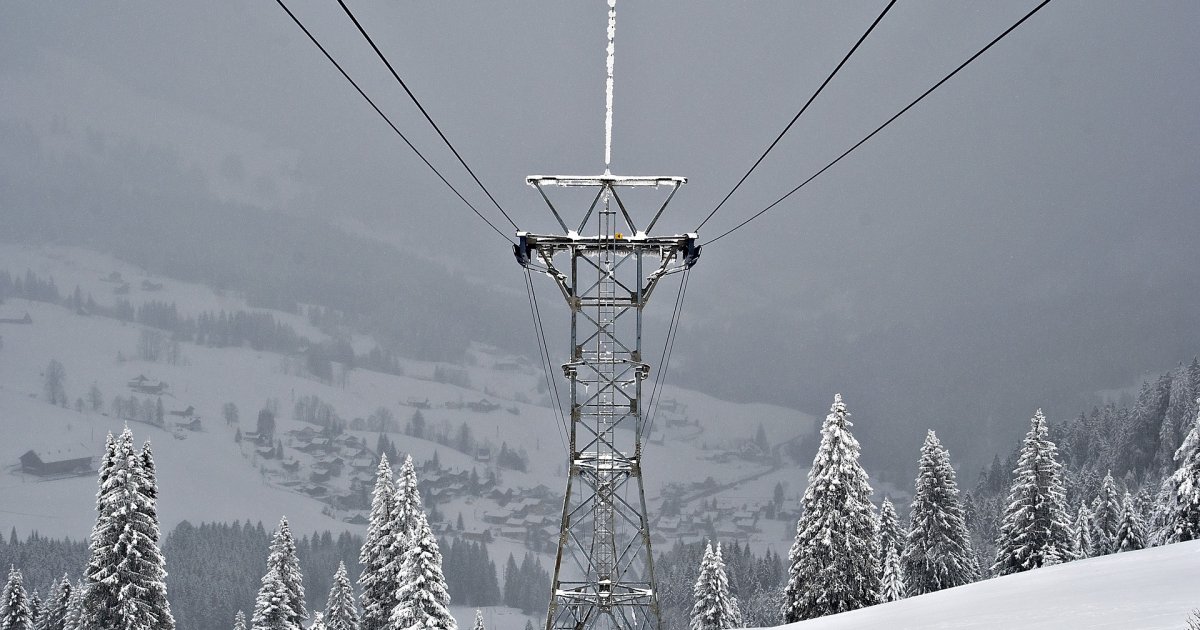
[1073,504,1094,559]
[1115,492,1146,552]
[903,431,979,595]
[27,593,39,629]
[35,576,69,630]
[251,569,297,630]
[308,614,325,630]
[385,455,426,625]
[690,542,740,630]
[390,510,455,630]
[878,547,905,603]
[393,456,423,542]
[877,498,904,566]
[60,583,82,630]
[80,433,118,630]
[322,563,359,630]
[992,410,1075,575]
[783,394,879,622]
[357,456,396,630]
[1160,402,1200,543]
[1,567,32,630]
[134,441,173,630]
[1160,365,1198,474]
[470,611,484,630]
[1090,472,1122,555]
[80,427,175,630]
[267,518,307,627]
[234,611,246,630]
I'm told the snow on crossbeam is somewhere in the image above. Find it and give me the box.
[526,175,686,187]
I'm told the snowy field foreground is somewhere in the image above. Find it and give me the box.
[769,540,1200,630]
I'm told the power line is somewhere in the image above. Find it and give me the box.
[705,0,1053,246]
[696,0,897,232]
[334,0,519,230]
[646,269,690,439]
[645,271,685,435]
[273,0,512,243]
[524,269,570,448]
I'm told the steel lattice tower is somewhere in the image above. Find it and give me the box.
[515,174,699,630]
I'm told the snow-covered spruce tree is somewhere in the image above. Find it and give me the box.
[383,454,426,625]
[80,427,175,630]
[992,410,1075,575]
[902,430,979,595]
[877,497,904,568]
[782,394,879,622]
[27,593,40,629]
[1073,504,1094,559]
[393,456,423,541]
[267,518,307,628]
[471,610,484,630]
[322,562,359,630]
[390,510,455,630]
[61,583,82,630]
[1090,472,1122,555]
[690,542,740,630]
[1115,492,1146,552]
[1160,401,1200,543]
[134,440,174,630]
[35,576,70,630]
[1,567,32,630]
[79,433,117,630]
[718,544,742,628]
[233,611,246,630]
[357,455,396,630]
[1159,364,1198,474]
[878,547,905,604]
[251,569,298,630]
[308,614,325,630]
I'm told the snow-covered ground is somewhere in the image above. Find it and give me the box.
[770,540,1200,630]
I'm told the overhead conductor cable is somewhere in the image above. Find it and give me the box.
[272,0,513,243]
[706,0,1054,246]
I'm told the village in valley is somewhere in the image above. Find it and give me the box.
[0,245,813,569]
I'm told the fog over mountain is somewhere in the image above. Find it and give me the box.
[3,1,1198,478]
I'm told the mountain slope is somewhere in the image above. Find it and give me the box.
[0,245,815,546]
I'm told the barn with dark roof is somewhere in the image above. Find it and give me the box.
[19,444,94,476]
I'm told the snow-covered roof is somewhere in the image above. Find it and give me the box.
[27,443,93,462]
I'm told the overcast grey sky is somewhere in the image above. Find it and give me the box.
[3,1,1198,475]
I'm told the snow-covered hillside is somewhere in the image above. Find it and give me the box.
[0,245,816,550]
[771,540,1200,629]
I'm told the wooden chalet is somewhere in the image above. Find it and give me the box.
[466,399,500,413]
[350,455,376,472]
[20,444,93,476]
[177,417,203,432]
[169,405,197,419]
[310,469,332,483]
[127,375,168,394]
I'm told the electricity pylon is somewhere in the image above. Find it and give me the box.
[516,173,699,630]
